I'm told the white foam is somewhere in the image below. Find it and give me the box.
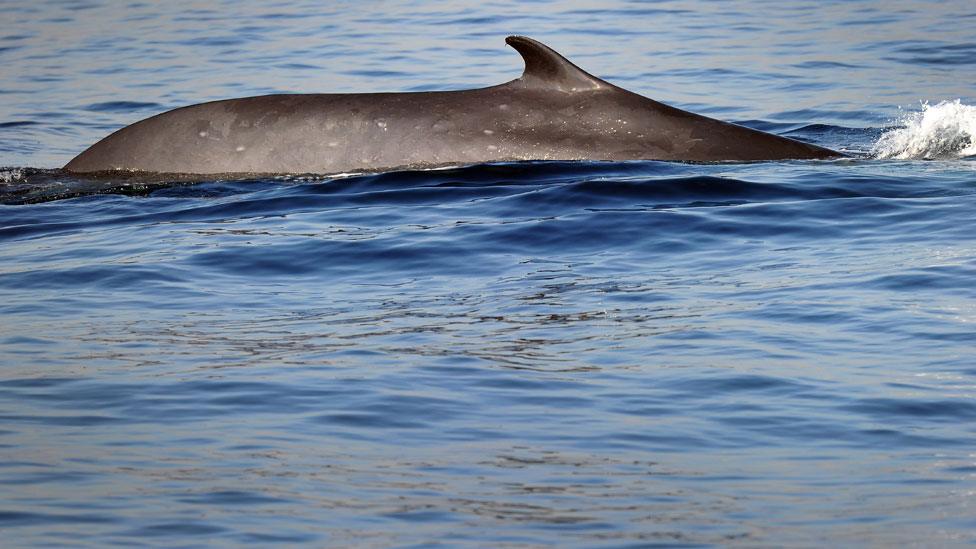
[0,168,24,183]
[873,99,976,160]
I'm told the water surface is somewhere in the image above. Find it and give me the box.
[2,1,976,546]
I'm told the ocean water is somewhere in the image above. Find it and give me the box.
[2,0,976,546]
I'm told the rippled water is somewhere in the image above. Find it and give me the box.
[2,1,976,546]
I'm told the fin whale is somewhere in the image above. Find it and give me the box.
[64,36,843,175]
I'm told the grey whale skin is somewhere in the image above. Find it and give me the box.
[64,36,842,175]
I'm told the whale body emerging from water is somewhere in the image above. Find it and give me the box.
[64,36,842,175]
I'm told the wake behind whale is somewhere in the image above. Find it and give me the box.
[63,36,842,176]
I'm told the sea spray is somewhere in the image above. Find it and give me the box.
[873,100,976,159]
[0,168,25,183]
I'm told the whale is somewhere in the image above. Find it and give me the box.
[64,35,843,175]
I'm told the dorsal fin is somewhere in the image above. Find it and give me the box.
[505,35,606,92]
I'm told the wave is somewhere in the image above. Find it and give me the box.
[873,100,976,159]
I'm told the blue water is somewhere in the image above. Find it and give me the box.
[3,1,976,546]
